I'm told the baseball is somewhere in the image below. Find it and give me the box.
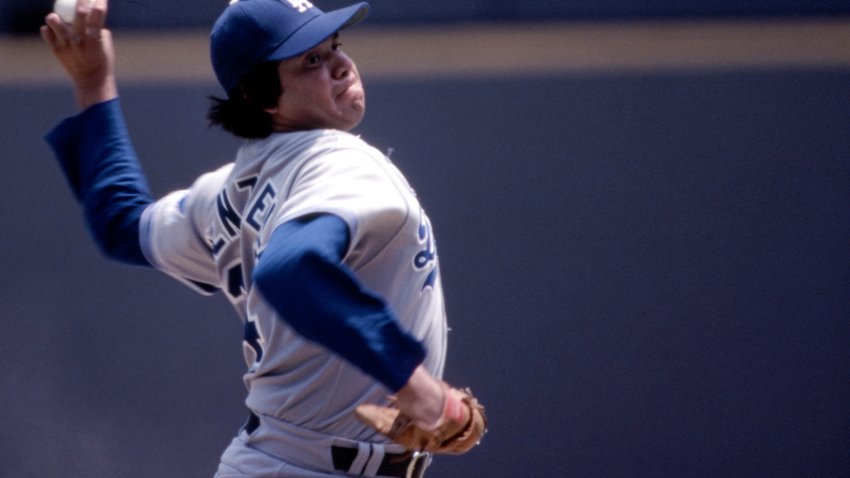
[54,0,77,23]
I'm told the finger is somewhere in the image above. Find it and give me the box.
[444,388,468,424]
[90,0,109,28]
[39,24,56,47]
[43,13,71,50]
[71,0,93,42]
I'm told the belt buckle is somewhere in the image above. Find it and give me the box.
[405,451,432,478]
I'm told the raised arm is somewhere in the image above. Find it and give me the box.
[42,0,153,266]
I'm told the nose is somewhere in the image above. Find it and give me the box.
[332,51,355,81]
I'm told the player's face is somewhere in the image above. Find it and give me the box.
[267,33,366,132]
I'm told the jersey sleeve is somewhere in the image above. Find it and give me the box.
[45,98,154,266]
[254,214,426,392]
[139,164,233,295]
[271,147,409,267]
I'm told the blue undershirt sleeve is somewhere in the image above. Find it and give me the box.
[45,99,154,266]
[252,213,426,392]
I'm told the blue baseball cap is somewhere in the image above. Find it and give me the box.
[211,0,369,94]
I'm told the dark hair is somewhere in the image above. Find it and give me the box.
[208,62,282,139]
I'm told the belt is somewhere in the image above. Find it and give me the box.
[331,445,432,478]
[242,413,431,478]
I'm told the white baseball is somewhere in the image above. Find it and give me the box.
[54,0,77,24]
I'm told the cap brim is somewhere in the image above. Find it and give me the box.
[268,2,369,62]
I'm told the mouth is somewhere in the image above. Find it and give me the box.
[337,79,362,100]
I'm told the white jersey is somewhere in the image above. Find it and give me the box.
[139,129,447,440]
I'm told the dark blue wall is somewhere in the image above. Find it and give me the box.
[4,0,850,33]
[1,66,849,477]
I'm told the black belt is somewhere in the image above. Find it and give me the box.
[331,445,431,478]
[242,413,431,477]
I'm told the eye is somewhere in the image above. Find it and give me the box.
[332,41,343,51]
[305,53,321,65]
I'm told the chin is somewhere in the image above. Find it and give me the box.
[338,107,366,131]
[338,117,364,132]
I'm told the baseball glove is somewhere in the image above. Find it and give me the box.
[355,386,487,454]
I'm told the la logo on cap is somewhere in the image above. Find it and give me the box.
[228,0,313,11]
[287,0,314,13]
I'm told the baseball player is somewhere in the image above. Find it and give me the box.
[40,0,485,477]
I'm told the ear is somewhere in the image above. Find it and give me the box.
[260,88,283,114]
